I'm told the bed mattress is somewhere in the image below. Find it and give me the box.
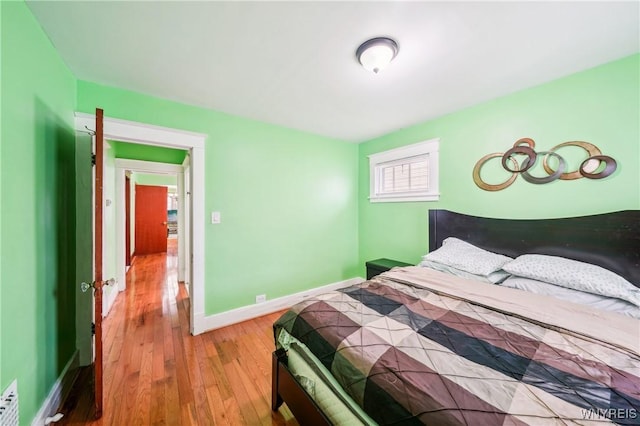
[274,267,640,425]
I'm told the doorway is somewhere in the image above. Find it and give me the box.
[115,160,189,296]
[74,112,206,348]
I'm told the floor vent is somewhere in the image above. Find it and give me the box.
[0,380,18,426]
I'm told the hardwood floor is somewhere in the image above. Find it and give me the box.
[59,239,298,425]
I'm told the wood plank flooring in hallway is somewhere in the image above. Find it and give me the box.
[59,239,298,425]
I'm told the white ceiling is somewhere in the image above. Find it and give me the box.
[27,1,639,142]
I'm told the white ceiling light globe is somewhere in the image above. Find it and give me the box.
[356,37,399,74]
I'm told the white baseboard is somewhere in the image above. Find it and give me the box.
[31,350,79,426]
[192,277,364,335]
[103,282,119,318]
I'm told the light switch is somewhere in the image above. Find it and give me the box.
[211,211,221,224]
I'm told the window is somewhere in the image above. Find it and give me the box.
[167,188,178,210]
[369,138,439,202]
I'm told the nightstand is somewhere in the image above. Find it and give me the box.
[365,258,412,280]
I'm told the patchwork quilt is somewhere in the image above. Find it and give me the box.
[274,268,640,425]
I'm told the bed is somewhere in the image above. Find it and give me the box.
[272,210,640,425]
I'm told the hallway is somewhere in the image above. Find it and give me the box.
[59,240,297,425]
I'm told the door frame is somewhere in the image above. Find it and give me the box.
[75,112,206,336]
[125,174,131,266]
[114,159,185,295]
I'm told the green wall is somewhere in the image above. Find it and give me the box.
[134,173,178,187]
[1,2,78,424]
[77,81,360,314]
[358,54,640,272]
[111,140,187,164]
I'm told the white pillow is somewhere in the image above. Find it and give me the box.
[502,254,640,308]
[423,237,512,276]
[501,276,640,319]
[419,259,510,284]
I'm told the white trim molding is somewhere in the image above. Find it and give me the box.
[180,154,192,288]
[115,159,184,174]
[31,351,79,426]
[74,112,206,149]
[74,112,207,335]
[193,277,365,334]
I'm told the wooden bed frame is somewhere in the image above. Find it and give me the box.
[272,209,640,424]
[271,348,332,425]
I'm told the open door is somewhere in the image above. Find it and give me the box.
[93,108,105,418]
[91,108,116,417]
[78,108,109,418]
[88,108,114,417]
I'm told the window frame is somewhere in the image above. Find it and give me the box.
[368,138,440,203]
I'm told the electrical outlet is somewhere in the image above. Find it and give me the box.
[255,294,266,304]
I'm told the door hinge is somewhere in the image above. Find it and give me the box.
[91,322,96,335]
[91,154,96,166]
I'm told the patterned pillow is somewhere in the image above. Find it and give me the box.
[423,237,512,276]
[502,254,640,307]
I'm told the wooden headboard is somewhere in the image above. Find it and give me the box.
[428,210,640,287]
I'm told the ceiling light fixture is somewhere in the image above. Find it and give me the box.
[356,37,399,74]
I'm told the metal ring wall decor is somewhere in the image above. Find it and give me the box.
[472,153,519,191]
[543,141,601,180]
[472,139,617,191]
[579,155,617,179]
[521,151,566,184]
[501,145,536,173]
